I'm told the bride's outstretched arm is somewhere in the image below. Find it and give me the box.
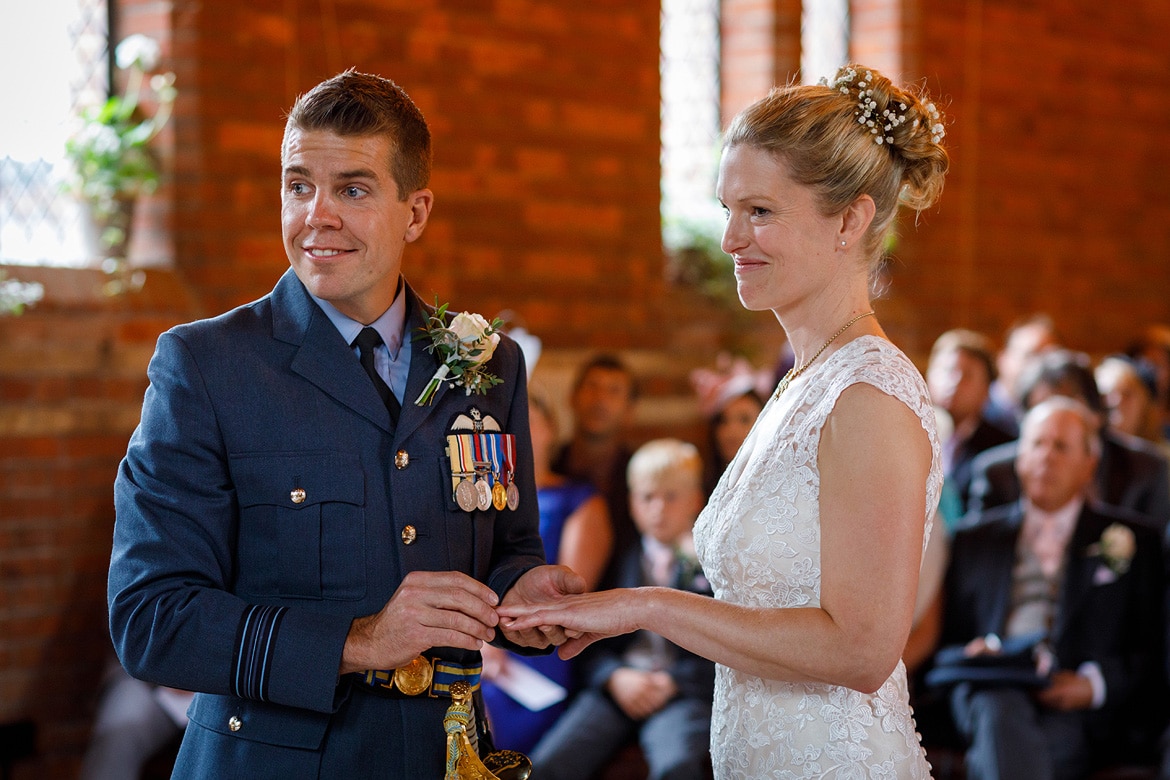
[500,384,931,693]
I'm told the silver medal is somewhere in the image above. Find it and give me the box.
[475,477,492,511]
[455,479,478,512]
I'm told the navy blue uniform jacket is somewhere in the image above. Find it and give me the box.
[109,270,546,778]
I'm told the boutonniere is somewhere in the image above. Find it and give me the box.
[1086,523,1136,576]
[413,300,503,406]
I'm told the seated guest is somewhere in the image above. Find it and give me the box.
[530,439,715,780]
[927,329,1016,513]
[984,314,1061,437]
[481,395,613,754]
[1095,354,1169,452]
[698,372,766,497]
[938,396,1165,779]
[80,662,192,780]
[967,349,1170,531]
[554,354,639,587]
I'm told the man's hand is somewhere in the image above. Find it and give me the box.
[606,668,677,720]
[339,570,500,674]
[1034,670,1094,711]
[497,565,586,649]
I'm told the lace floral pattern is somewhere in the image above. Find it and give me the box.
[694,336,939,779]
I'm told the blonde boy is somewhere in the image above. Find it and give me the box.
[530,439,714,780]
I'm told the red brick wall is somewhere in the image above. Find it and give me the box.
[0,267,203,778]
[878,0,1170,360]
[4,1,1170,776]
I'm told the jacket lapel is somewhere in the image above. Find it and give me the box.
[395,285,451,443]
[273,269,395,433]
[1052,505,1104,641]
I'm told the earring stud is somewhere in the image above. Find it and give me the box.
[840,241,847,246]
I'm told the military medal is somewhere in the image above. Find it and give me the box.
[471,434,493,510]
[502,434,520,511]
[455,479,478,512]
[448,434,479,512]
[474,473,492,511]
[485,434,508,510]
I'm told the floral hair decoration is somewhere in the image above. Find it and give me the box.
[819,67,945,147]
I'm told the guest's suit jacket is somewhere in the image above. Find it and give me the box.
[109,270,546,778]
[579,543,716,705]
[940,501,1164,746]
[966,430,1170,530]
[947,416,1015,514]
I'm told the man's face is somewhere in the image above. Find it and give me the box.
[927,348,991,426]
[571,367,634,438]
[1016,408,1098,512]
[281,128,432,324]
[998,323,1058,393]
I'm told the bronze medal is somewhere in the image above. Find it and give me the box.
[492,481,507,511]
[455,479,478,512]
[392,655,433,696]
[506,482,520,511]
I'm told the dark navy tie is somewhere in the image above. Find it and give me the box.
[353,327,401,426]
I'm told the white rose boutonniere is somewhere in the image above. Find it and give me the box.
[1086,523,1136,576]
[414,301,503,406]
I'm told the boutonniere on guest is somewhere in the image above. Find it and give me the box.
[1086,523,1136,576]
[414,301,503,406]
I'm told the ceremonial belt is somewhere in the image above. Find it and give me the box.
[353,654,482,699]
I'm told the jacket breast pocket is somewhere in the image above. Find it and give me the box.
[232,451,366,601]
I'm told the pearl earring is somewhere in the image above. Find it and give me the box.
[840,241,847,246]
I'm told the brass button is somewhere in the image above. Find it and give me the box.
[401,525,417,545]
[394,449,410,469]
[290,488,306,504]
[228,715,242,732]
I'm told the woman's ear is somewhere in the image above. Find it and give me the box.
[839,194,876,247]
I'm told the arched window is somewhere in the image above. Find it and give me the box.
[801,0,851,84]
[660,0,725,263]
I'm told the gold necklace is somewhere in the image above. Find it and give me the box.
[774,310,876,398]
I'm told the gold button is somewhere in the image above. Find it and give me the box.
[290,488,306,504]
[401,525,417,545]
[228,715,242,732]
[394,449,410,469]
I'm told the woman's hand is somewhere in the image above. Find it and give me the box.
[497,588,646,659]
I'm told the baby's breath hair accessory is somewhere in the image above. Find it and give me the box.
[819,67,908,147]
[925,101,946,144]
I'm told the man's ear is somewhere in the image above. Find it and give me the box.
[404,189,434,243]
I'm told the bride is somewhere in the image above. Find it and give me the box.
[500,63,950,778]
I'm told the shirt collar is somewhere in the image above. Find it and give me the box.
[1022,496,1083,539]
[311,279,408,358]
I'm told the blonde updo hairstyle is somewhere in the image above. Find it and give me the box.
[723,64,950,275]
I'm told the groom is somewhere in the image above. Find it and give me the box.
[109,70,581,778]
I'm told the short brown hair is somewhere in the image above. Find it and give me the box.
[283,69,431,199]
[930,329,998,383]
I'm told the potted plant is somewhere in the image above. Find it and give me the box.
[0,270,44,316]
[65,33,176,294]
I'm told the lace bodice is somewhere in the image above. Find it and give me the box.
[693,336,939,779]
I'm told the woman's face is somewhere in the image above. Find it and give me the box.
[1096,363,1150,438]
[714,393,764,463]
[716,144,843,314]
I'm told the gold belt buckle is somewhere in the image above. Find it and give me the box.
[392,655,434,696]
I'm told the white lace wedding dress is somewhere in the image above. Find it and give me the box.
[694,336,940,779]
